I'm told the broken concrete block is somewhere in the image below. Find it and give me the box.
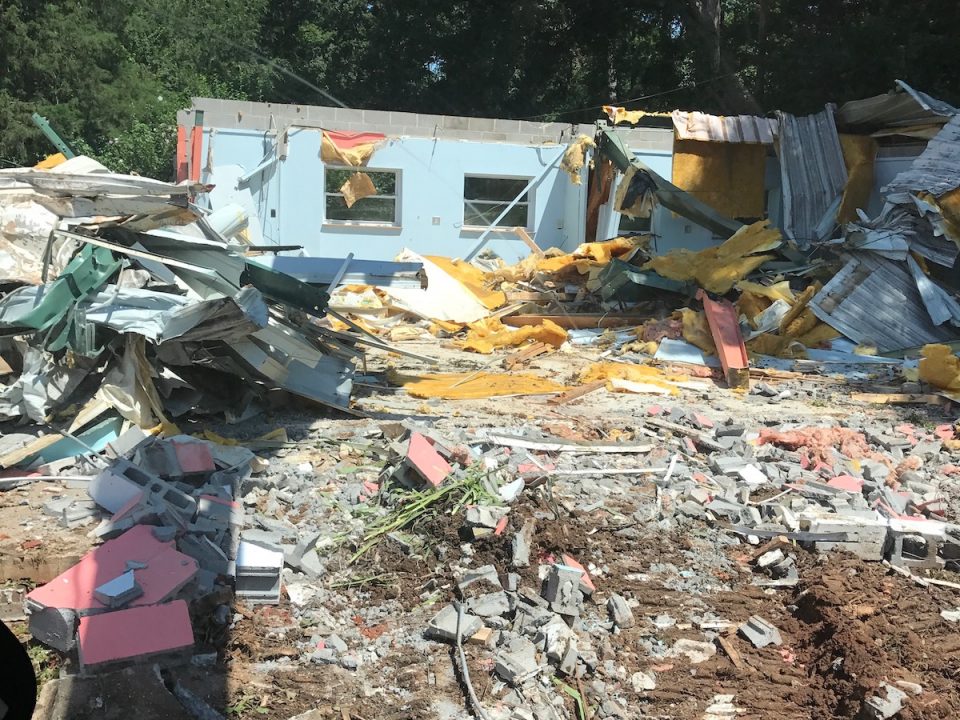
[494,635,540,685]
[666,638,716,664]
[512,519,535,569]
[43,497,73,518]
[28,606,78,653]
[293,548,324,580]
[465,505,509,529]
[607,593,635,629]
[631,670,656,692]
[426,604,482,644]
[468,591,511,618]
[235,540,283,603]
[738,615,782,648]
[89,461,154,514]
[177,534,230,576]
[558,644,578,676]
[103,426,149,459]
[716,424,745,438]
[543,565,584,617]
[458,564,502,595]
[77,599,194,671]
[863,683,908,720]
[539,615,575,660]
[711,455,748,476]
[801,512,888,561]
[756,549,785,568]
[152,526,177,542]
[93,570,143,609]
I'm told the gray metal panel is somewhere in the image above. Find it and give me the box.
[671,111,777,144]
[777,106,848,249]
[884,115,960,197]
[810,253,959,351]
[248,255,425,289]
[906,255,960,327]
[837,80,958,129]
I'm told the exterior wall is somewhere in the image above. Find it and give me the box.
[188,98,675,263]
[187,98,916,263]
[868,145,926,217]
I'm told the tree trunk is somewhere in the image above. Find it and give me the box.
[684,0,762,114]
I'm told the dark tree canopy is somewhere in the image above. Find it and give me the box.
[1,0,957,178]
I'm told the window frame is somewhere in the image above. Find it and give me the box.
[462,174,533,230]
[323,165,401,227]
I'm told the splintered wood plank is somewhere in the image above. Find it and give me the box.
[548,380,606,405]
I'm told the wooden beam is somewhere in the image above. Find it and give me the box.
[548,380,606,405]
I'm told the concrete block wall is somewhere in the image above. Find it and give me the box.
[179,98,673,152]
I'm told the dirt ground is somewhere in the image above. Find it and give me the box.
[7,338,960,720]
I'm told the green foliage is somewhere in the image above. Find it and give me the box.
[2,0,959,177]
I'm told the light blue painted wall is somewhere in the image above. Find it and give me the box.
[201,127,586,263]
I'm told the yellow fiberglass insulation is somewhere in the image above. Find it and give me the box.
[459,318,568,354]
[579,362,686,395]
[642,220,781,294]
[919,344,960,392]
[386,369,568,399]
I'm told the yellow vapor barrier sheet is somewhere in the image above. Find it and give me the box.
[386,369,568,399]
[425,256,506,310]
[320,132,379,166]
[340,172,377,208]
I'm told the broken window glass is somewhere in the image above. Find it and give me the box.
[324,167,399,224]
[463,176,530,228]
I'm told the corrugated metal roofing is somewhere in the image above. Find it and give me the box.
[837,80,957,129]
[884,114,960,198]
[777,106,848,249]
[809,252,959,352]
[671,111,777,144]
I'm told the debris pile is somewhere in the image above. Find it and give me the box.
[24,431,258,671]
[0,154,430,432]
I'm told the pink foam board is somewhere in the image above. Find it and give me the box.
[27,524,197,614]
[561,553,596,595]
[406,433,451,487]
[172,441,215,474]
[827,475,864,493]
[78,599,193,668]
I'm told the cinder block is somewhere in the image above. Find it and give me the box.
[468,117,496,132]
[441,115,470,130]
[29,606,78,652]
[362,109,393,125]
[389,111,419,126]
[494,119,522,134]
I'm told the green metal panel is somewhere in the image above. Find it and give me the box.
[30,113,76,158]
[0,245,122,332]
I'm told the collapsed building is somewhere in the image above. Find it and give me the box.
[2,80,960,720]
